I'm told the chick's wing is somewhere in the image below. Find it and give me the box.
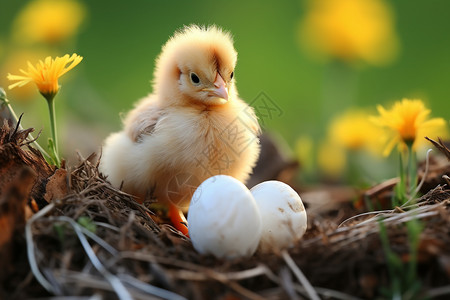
[124,96,164,142]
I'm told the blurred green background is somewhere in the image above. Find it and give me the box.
[1,0,449,181]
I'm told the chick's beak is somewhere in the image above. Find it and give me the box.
[212,73,228,101]
[202,73,228,103]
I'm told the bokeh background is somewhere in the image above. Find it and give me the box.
[1,0,449,184]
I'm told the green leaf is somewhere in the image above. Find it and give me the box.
[77,216,97,233]
[47,138,59,166]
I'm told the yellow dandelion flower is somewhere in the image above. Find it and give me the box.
[299,0,399,65]
[371,99,447,156]
[7,53,83,99]
[317,139,346,178]
[12,0,86,44]
[329,109,384,154]
[0,51,49,102]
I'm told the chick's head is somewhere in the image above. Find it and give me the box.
[153,25,237,106]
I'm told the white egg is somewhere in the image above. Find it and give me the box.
[187,175,262,258]
[250,181,307,252]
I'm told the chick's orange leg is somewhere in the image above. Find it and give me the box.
[168,203,189,236]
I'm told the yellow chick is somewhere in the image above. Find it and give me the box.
[100,25,260,212]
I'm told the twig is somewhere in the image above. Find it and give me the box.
[225,281,266,300]
[338,210,393,228]
[54,271,157,300]
[119,211,135,250]
[341,200,445,231]
[223,265,272,281]
[168,265,270,281]
[260,268,363,300]
[26,203,57,293]
[424,285,450,298]
[425,136,450,160]
[77,222,118,256]
[312,287,364,300]
[117,252,267,300]
[119,273,187,300]
[94,221,121,232]
[280,267,301,300]
[52,216,132,300]
[281,250,320,300]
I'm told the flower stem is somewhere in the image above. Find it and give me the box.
[406,142,417,194]
[395,142,418,206]
[393,150,405,206]
[46,95,61,167]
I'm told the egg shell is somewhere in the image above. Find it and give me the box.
[187,175,262,258]
[250,181,307,252]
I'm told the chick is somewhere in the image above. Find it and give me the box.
[100,25,260,212]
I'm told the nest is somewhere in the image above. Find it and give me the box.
[1,119,450,300]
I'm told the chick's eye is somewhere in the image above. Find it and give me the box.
[230,71,234,80]
[190,72,200,85]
